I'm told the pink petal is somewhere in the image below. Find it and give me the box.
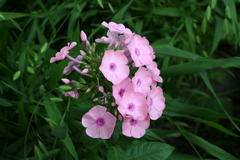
[87,105,107,119]
[127,34,154,67]
[147,87,166,120]
[82,114,95,128]
[104,112,117,128]
[112,78,133,104]
[118,91,148,120]
[99,50,130,84]
[132,67,153,95]
[131,125,146,138]
[86,125,100,138]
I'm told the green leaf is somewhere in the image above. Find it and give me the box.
[170,113,239,137]
[50,97,63,102]
[126,142,174,160]
[165,95,223,119]
[152,8,182,17]
[167,152,201,160]
[201,17,207,34]
[185,132,238,160]
[52,125,67,138]
[199,72,240,132]
[112,0,133,22]
[59,85,72,90]
[211,0,217,8]
[13,70,21,80]
[210,17,224,55]
[185,17,196,51]
[97,0,104,8]
[25,149,60,160]
[225,6,231,19]
[107,146,126,160]
[44,99,61,123]
[206,6,211,20]
[34,146,43,160]
[0,98,13,107]
[27,66,35,74]
[162,57,240,77]
[40,42,48,53]
[108,2,115,13]
[154,45,201,59]
[62,134,79,160]
[0,12,29,21]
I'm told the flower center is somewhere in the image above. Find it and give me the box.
[135,48,140,56]
[130,119,138,126]
[137,79,141,87]
[148,97,153,106]
[118,88,125,97]
[109,63,116,71]
[96,117,105,127]
[128,103,135,112]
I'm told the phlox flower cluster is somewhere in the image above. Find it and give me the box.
[50,22,166,139]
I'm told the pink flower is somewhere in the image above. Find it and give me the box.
[118,91,148,120]
[127,34,154,67]
[82,105,116,139]
[112,78,133,105]
[63,56,83,75]
[132,67,153,95]
[99,50,130,84]
[50,42,77,63]
[96,31,128,47]
[122,116,150,138]
[64,91,79,98]
[101,21,133,35]
[147,62,163,83]
[95,22,133,47]
[147,87,166,120]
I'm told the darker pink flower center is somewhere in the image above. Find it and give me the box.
[148,97,153,106]
[135,48,140,56]
[130,119,138,126]
[109,63,116,71]
[118,88,125,97]
[136,79,141,87]
[96,117,105,127]
[128,103,135,112]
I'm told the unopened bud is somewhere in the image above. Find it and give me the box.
[80,50,86,56]
[61,78,70,84]
[86,88,91,93]
[81,69,89,74]
[80,30,87,42]
[98,86,105,93]
[93,98,99,102]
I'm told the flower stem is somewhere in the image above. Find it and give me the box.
[66,55,81,63]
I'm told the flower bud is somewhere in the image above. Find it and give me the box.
[80,30,87,42]
[86,88,91,93]
[98,86,105,93]
[61,78,70,84]
[80,50,86,56]
[81,69,89,74]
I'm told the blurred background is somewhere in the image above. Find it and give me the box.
[0,0,240,160]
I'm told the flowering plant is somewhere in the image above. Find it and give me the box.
[50,21,166,139]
